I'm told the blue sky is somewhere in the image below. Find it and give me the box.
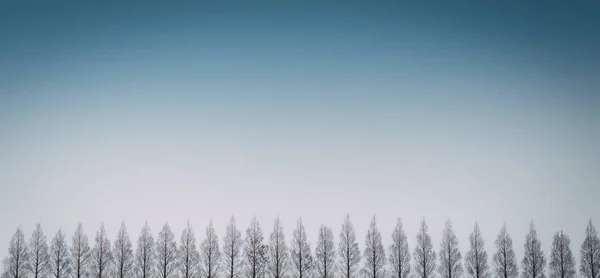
[1,0,599,266]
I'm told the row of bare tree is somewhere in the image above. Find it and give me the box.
[2,216,599,278]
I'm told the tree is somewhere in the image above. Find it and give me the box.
[114,222,134,278]
[49,229,71,278]
[2,227,31,278]
[438,220,462,278]
[179,221,200,278]
[91,223,113,278]
[465,222,489,278]
[156,223,177,278]
[388,218,410,278]
[492,224,518,278]
[338,214,361,278]
[314,225,335,278]
[521,222,545,278]
[29,224,50,278]
[580,220,600,278]
[135,221,155,278]
[243,217,268,278]
[549,231,575,278]
[362,216,386,278]
[268,217,289,278]
[200,220,221,278]
[223,217,243,278]
[71,223,91,278]
[290,218,313,278]
[414,218,436,278]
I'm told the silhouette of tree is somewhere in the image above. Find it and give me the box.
[179,221,200,278]
[2,227,31,278]
[268,217,289,278]
[521,222,545,278]
[135,222,155,278]
[465,222,489,278]
[438,220,462,278]
[414,219,436,278]
[338,214,361,278]
[71,223,91,278]
[314,225,335,278]
[223,217,243,278]
[362,216,386,278]
[29,224,50,278]
[114,222,134,278]
[156,223,177,278]
[91,223,113,278]
[200,220,221,278]
[549,231,575,278]
[49,229,71,278]
[388,218,411,278]
[580,220,600,278]
[243,217,267,278]
[291,218,313,278]
[493,224,518,278]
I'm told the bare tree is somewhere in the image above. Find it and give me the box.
[223,217,243,278]
[243,217,267,278]
[549,231,575,278]
[388,218,410,278]
[493,224,518,278]
[114,222,134,278]
[201,220,221,278]
[49,229,71,278]
[268,217,289,278]
[314,225,335,278]
[29,224,50,278]
[465,222,489,278]
[179,221,200,278]
[91,223,113,278]
[135,222,155,278]
[71,223,91,278]
[438,220,462,278]
[580,220,600,278]
[521,222,545,278]
[2,227,31,278]
[156,223,177,278]
[414,219,436,278]
[338,214,361,278]
[362,216,386,278]
[291,218,313,278]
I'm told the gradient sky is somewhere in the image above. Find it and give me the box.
[1,1,600,269]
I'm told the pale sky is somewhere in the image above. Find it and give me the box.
[1,1,599,271]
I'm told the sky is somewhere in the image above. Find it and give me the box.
[1,0,600,271]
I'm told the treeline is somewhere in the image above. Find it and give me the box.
[2,216,599,278]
